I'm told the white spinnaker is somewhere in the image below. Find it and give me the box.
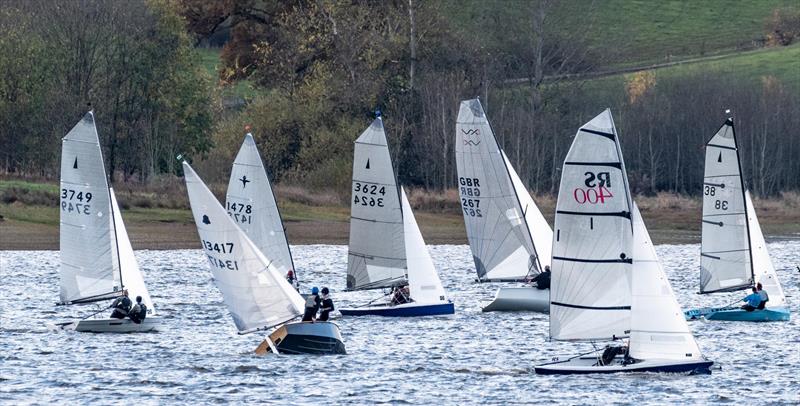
[700,119,751,293]
[550,109,633,341]
[184,162,304,333]
[347,117,407,290]
[59,111,121,304]
[455,99,538,281]
[745,191,786,307]
[226,133,295,277]
[629,202,702,361]
[110,188,155,315]
[400,188,448,304]
[503,150,552,271]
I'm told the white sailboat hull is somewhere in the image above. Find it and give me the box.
[481,286,549,313]
[535,354,713,375]
[67,317,162,333]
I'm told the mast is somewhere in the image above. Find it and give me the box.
[729,118,756,283]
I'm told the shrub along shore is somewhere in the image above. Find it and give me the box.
[1,178,798,250]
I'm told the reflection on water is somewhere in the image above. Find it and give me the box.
[1,242,799,404]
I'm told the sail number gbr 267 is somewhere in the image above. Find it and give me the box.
[459,177,482,217]
[201,239,239,270]
[353,182,385,207]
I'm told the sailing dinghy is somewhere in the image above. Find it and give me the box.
[55,111,160,333]
[684,118,789,322]
[534,110,713,375]
[226,132,299,291]
[455,99,552,313]
[339,116,454,317]
[183,161,345,354]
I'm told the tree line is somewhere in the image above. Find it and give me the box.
[0,0,213,181]
[1,0,798,198]
[186,0,799,197]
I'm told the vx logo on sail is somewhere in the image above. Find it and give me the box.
[461,128,481,146]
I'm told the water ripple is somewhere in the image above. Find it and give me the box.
[1,243,799,404]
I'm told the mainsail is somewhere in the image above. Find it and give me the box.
[110,188,155,314]
[400,187,448,304]
[455,99,543,281]
[226,133,295,277]
[700,118,752,293]
[629,203,702,360]
[346,117,407,290]
[549,109,633,341]
[184,162,305,333]
[745,191,786,308]
[59,111,122,304]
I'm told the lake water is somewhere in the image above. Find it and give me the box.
[1,243,799,404]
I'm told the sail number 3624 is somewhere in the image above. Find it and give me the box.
[353,182,385,207]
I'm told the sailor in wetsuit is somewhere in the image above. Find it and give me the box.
[531,266,551,290]
[109,290,132,319]
[128,295,148,324]
[318,287,334,321]
[741,287,761,312]
[302,287,321,322]
[756,282,769,309]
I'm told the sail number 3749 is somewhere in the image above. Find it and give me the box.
[61,188,93,215]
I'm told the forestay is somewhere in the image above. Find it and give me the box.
[184,162,304,333]
[550,109,633,341]
[455,99,540,281]
[745,192,786,307]
[59,111,122,304]
[629,203,702,361]
[347,118,407,290]
[700,119,752,293]
[110,188,155,314]
[226,133,295,277]
[400,187,448,304]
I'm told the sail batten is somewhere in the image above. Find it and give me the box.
[346,118,407,291]
[549,109,633,342]
[455,99,547,281]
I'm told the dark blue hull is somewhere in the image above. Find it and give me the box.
[340,302,455,317]
[535,360,714,375]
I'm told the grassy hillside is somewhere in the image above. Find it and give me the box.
[445,0,798,66]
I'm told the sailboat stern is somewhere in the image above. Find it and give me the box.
[262,321,346,355]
